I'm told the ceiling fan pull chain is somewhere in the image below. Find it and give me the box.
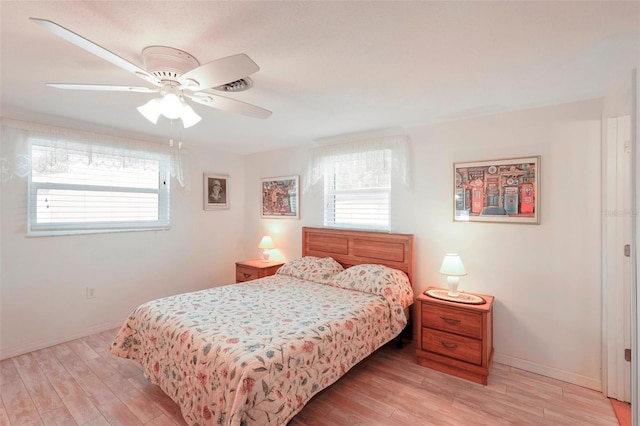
[169,119,174,147]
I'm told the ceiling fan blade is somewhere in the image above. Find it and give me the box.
[30,18,161,86]
[47,84,159,93]
[186,92,272,119]
[180,54,259,91]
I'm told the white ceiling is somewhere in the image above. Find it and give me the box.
[1,1,638,155]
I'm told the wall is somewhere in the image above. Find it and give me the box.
[0,99,605,388]
[243,98,604,389]
[242,148,316,262]
[0,133,247,359]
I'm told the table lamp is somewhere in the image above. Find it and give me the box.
[439,253,467,297]
[258,236,275,262]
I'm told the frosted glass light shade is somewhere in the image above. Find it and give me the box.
[258,236,275,262]
[137,98,162,124]
[160,93,183,119]
[181,104,201,128]
[439,254,467,297]
[138,93,202,128]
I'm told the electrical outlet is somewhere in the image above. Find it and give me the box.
[86,287,96,299]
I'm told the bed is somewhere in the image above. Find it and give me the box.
[111,227,414,425]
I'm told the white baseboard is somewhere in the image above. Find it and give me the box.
[494,351,602,392]
[0,320,125,360]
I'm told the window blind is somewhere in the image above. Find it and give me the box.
[28,140,170,236]
[323,149,391,231]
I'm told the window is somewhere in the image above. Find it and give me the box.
[28,139,170,236]
[323,149,392,231]
[306,134,411,231]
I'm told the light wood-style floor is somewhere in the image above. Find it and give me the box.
[0,329,620,426]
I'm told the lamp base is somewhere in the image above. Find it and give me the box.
[447,276,459,297]
[262,249,270,262]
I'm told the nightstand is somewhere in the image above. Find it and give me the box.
[415,287,494,385]
[235,259,284,283]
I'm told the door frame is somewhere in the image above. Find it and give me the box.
[601,71,635,405]
[602,114,633,402]
[631,67,638,426]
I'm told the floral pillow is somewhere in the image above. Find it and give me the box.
[276,256,344,284]
[327,264,413,309]
[328,264,414,333]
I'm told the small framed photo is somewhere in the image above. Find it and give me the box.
[261,175,299,219]
[453,156,540,224]
[204,173,229,210]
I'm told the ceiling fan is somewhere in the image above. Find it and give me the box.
[30,18,272,128]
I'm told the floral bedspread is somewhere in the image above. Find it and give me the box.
[111,274,408,426]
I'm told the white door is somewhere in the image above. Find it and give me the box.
[602,71,634,404]
[603,115,632,402]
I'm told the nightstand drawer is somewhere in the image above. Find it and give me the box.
[416,288,494,385]
[236,266,259,282]
[422,304,482,339]
[235,260,284,283]
[422,328,482,365]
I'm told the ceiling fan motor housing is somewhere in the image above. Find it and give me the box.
[141,46,253,92]
[142,46,200,82]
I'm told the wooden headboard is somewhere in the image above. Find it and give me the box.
[302,227,414,284]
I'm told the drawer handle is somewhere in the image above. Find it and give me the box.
[243,273,252,278]
[440,340,458,350]
[440,316,461,325]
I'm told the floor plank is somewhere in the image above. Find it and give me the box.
[50,344,94,380]
[12,353,65,417]
[0,398,10,426]
[0,332,623,426]
[102,375,162,424]
[74,373,144,426]
[31,348,102,425]
[39,405,77,426]
[144,413,177,426]
[0,359,43,425]
[66,339,100,362]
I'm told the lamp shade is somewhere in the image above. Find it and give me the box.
[138,94,202,128]
[181,104,201,128]
[258,236,275,249]
[137,98,162,124]
[160,92,183,119]
[439,254,467,276]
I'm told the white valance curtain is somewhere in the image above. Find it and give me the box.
[304,133,412,193]
[0,118,190,188]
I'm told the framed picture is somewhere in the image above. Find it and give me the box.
[261,175,299,219]
[203,173,229,210]
[453,156,540,224]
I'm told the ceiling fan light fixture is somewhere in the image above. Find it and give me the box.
[181,104,201,128]
[138,92,201,128]
[137,98,162,124]
[160,92,183,119]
